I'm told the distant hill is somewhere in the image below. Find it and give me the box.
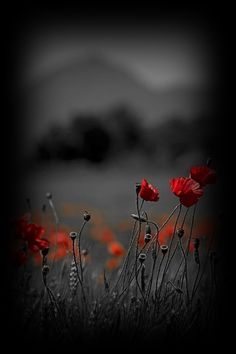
[21,55,215,152]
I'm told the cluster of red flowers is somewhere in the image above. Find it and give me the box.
[10,164,216,267]
[139,165,216,208]
[11,215,49,265]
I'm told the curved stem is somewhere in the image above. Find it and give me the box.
[186,204,197,257]
[146,236,160,301]
[192,246,211,298]
[179,238,190,305]
[159,204,181,232]
[155,254,166,313]
[161,204,182,282]
[135,195,142,296]
[191,261,201,303]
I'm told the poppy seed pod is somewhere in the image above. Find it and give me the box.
[177,228,184,238]
[145,224,151,235]
[160,245,168,255]
[41,247,49,257]
[131,214,147,223]
[138,253,147,263]
[46,192,52,199]
[144,233,152,243]
[69,231,78,240]
[83,211,91,222]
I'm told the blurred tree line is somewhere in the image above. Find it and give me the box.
[36,106,217,164]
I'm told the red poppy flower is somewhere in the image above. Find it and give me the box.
[108,241,125,257]
[190,166,216,187]
[19,223,45,242]
[170,177,203,207]
[139,179,159,202]
[28,238,50,253]
[106,257,121,270]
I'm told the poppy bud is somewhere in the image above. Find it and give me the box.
[69,231,78,240]
[138,253,147,263]
[83,211,91,222]
[41,247,49,257]
[131,214,147,223]
[82,249,88,257]
[42,265,50,276]
[144,233,152,243]
[177,228,184,238]
[161,245,168,255]
[46,192,52,199]
[145,224,151,234]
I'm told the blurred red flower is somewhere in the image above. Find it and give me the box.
[28,238,49,253]
[47,230,70,260]
[139,179,159,202]
[170,177,203,207]
[190,166,216,187]
[21,223,45,242]
[106,257,121,270]
[159,225,173,245]
[108,241,125,257]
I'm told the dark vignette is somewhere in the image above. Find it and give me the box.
[3,5,231,351]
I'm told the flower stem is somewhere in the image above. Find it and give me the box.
[78,220,87,282]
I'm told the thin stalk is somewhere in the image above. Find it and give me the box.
[161,205,182,283]
[113,200,144,292]
[155,253,169,315]
[145,236,160,301]
[47,195,60,272]
[191,261,201,303]
[78,220,87,282]
[179,238,190,305]
[72,239,88,311]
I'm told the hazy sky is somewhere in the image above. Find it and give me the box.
[20,20,214,89]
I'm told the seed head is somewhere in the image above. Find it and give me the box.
[83,211,91,222]
[177,228,184,238]
[161,245,168,255]
[41,247,49,257]
[138,253,147,263]
[69,231,78,240]
[144,233,152,243]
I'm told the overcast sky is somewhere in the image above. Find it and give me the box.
[19,19,215,90]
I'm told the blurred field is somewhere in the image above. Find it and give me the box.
[17,153,217,222]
